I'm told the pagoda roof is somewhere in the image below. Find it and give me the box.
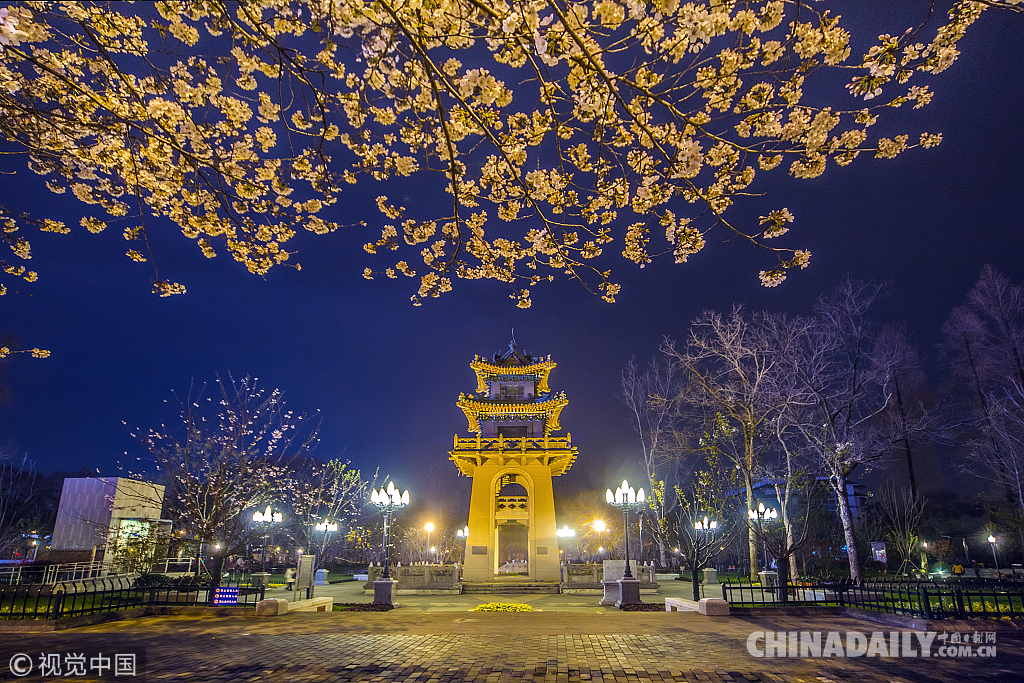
[456,392,568,434]
[471,337,556,393]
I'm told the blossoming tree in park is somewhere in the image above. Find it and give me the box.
[141,375,321,590]
[0,1,1020,307]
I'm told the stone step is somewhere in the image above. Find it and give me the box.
[461,582,560,595]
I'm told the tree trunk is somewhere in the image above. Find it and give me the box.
[777,552,790,604]
[787,525,799,581]
[833,471,862,585]
[691,566,701,602]
[208,553,226,603]
[747,478,759,582]
[894,378,918,501]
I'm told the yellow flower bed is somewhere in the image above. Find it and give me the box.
[471,602,534,612]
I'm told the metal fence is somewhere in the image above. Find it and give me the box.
[0,575,265,620]
[722,577,1024,619]
[0,561,107,585]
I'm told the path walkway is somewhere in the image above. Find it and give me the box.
[1,576,1020,682]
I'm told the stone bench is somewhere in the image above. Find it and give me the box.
[664,597,697,612]
[698,598,729,616]
[255,596,333,616]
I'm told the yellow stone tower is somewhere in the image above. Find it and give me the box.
[449,338,578,583]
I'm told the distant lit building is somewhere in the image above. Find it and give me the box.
[48,477,166,568]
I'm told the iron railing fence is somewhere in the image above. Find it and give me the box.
[722,577,1024,619]
[0,561,107,585]
[0,575,265,620]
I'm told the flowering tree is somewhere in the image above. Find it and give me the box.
[670,451,736,601]
[141,375,319,590]
[285,457,368,573]
[0,1,1015,306]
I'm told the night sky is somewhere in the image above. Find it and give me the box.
[1,3,1022,506]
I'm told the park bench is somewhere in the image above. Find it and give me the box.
[255,595,333,616]
[664,597,697,612]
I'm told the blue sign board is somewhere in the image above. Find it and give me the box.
[212,586,239,606]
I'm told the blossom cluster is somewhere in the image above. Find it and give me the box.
[0,1,995,304]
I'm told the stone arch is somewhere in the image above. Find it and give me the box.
[490,468,535,574]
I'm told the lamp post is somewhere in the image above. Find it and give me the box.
[557,525,576,562]
[314,520,338,581]
[605,479,645,607]
[424,522,434,563]
[988,534,1000,579]
[252,506,282,572]
[747,502,777,572]
[456,525,469,563]
[370,481,409,605]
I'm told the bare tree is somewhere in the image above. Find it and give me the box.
[619,354,684,566]
[0,448,36,557]
[662,307,797,581]
[874,324,937,501]
[875,481,927,576]
[943,266,1024,535]
[786,280,895,586]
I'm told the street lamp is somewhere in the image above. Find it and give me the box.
[315,520,338,558]
[252,506,283,571]
[424,522,434,563]
[557,525,576,562]
[987,534,1000,579]
[747,502,777,575]
[695,516,718,532]
[606,480,645,579]
[370,481,409,580]
[369,481,409,608]
[456,525,469,562]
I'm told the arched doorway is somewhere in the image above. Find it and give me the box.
[495,478,529,575]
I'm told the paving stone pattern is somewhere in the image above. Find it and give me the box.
[2,611,1022,683]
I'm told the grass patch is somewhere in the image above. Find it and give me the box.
[332,603,394,612]
[472,602,534,612]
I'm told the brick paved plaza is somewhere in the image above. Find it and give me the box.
[2,604,1022,683]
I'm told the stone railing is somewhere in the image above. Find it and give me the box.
[364,563,461,594]
[560,562,658,592]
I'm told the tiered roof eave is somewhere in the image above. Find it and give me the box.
[469,358,556,394]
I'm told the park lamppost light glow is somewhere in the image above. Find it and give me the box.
[695,516,718,531]
[748,503,778,573]
[557,525,576,562]
[252,506,283,524]
[252,506,282,571]
[605,479,645,580]
[370,481,409,580]
[425,522,434,562]
[315,520,338,557]
[988,534,1000,578]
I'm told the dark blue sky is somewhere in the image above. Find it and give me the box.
[1,4,1022,500]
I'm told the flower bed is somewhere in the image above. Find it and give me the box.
[471,602,534,612]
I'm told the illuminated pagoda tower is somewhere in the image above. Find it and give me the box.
[449,337,577,584]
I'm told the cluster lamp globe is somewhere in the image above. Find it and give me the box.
[370,480,409,580]
[605,479,645,580]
